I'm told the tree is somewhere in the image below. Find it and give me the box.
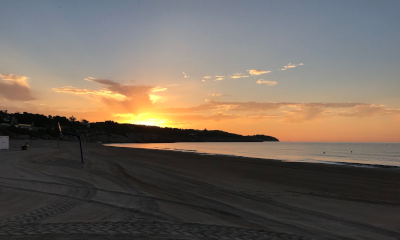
[69,116,76,122]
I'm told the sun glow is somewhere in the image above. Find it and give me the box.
[130,119,167,126]
[113,113,169,127]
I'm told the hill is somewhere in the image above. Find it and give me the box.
[0,110,279,143]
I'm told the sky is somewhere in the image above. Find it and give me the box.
[1,0,400,142]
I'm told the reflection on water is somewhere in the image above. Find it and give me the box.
[106,142,400,168]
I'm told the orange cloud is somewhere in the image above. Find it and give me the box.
[0,74,30,87]
[337,104,400,117]
[0,73,36,101]
[256,80,277,86]
[230,73,250,79]
[183,72,190,78]
[52,86,127,100]
[247,69,271,76]
[151,87,167,93]
[53,77,163,114]
[282,107,326,123]
[280,63,303,71]
[209,93,230,97]
[158,101,400,124]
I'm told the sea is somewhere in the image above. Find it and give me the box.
[106,142,400,168]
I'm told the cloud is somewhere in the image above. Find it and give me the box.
[247,69,271,76]
[158,101,400,123]
[84,77,119,86]
[53,77,165,114]
[209,93,230,97]
[183,72,190,78]
[213,75,225,81]
[230,73,250,79]
[0,74,36,101]
[337,104,400,118]
[165,113,240,123]
[203,76,212,79]
[151,87,167,93]
[256,80,277,86]
[51,76,400,126]
[149,94,162,103]
[162,101,373,114]
[162,112,282,126]
[83,77,155,96]
[52,86,127,100]
[161,101,289,113]
[0,74,30,87]
[202,80,206,82]
[282,107,325,123]
[280,63,304,71]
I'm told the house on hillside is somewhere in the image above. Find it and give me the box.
[18,124,33,130]
[1,116,17,125]
[0,116,17,128]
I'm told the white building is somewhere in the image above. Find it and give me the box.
[0,136,9,150]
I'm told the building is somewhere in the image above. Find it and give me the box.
[18,124,33,130]
[0,136,9,149]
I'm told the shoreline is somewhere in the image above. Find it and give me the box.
[101,143,400,204]
[106,142,400,169]
[1,140,399,239]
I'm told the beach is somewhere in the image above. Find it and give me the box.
[0,140,399,240]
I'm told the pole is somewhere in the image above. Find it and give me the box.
[60,130,84,164]
[78,136,84,163]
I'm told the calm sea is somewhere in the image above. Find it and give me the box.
[106,142,400,168]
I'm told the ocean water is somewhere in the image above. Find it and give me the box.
[106,142,400,168]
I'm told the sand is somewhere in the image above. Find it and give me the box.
[0,140,399,240]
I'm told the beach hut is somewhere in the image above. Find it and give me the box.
[0,136,9,149]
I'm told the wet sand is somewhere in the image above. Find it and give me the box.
[0,140,399,240]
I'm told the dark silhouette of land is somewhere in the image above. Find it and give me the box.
[0,110,279,143]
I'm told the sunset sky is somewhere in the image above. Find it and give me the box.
[1,1,399,142]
